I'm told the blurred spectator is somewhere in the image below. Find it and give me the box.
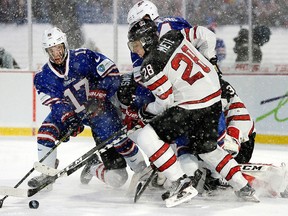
[0,0,287,27]
[0,47,20,69]
[46,0,84,49]
[233,25,271,63]
[207,18,226,64]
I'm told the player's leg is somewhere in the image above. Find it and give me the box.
[136,124,198,205]
[194,102,258,201]
[81,103,146,186]
[28,114,61,189]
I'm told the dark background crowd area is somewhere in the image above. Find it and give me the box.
[0,0,287,27]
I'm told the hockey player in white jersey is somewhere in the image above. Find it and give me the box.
[124,0,256,171]
[127,19,259,206]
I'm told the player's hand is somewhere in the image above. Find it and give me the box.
[61,112,84,137]
[123,106,139,130]
[209,56,222,77]
[138,107,155,125]
[222,134,240,157]
[86,89,107,117]
[117,73,136,106]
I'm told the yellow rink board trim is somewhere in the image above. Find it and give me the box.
[0,127,92,137]
[0,127,287,145]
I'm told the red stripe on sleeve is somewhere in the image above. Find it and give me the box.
[158,87,173,100]
[227,115,251,123]
[147,75,168,91]
[229,102,246,109]
[184,28,191,42]
[227,126,240,140]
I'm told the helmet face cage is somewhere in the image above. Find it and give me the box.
[127,0,159,26]
[42,27,68,63]
[128,19,158,54]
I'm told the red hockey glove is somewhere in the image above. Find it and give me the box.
[123,106,139,130]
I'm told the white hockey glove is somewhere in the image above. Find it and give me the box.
[222,134,240,157]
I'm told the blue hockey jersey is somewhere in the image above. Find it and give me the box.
[34,48,120,121]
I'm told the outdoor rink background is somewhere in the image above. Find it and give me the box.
[0,136,288,216]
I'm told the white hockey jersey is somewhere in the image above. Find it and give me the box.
[141,29,221,115]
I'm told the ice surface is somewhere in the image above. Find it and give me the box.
[0,137,287,215]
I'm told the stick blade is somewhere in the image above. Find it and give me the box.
[0,186,28,197]
[34,162,62,176]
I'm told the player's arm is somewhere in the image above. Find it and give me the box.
[90,51,121,101]
[181,25,217,60]
[140,59,174,115]
[34,73,83,136]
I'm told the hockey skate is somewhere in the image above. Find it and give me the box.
[161,175,198,207]
[28,159,59,191]
[235,183,260,202]
[204,169,231,192]
[280,188,288,198]
[80,154,101,185]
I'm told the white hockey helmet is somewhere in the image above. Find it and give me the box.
[127,0,159,25]
[42,27,68,62]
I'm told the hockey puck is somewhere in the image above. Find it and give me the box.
[29,200,39,209]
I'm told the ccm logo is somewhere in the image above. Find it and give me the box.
[241,165,264,171]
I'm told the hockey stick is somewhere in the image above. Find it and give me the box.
[0,156,93,198]
[134,169,157,203]
[0,129,72,208]
[260,93,288,105]
[0,127,127,198]
[0,110,105,207]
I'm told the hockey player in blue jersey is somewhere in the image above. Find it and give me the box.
[28,27,147,190]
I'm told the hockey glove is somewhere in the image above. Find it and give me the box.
[222,134,240,157]
[209,56,222,77]
[122,106,140,130]
[117,73,137,106]
[61,112,84,137]
[86,89,107,117]
[138,107,156,125]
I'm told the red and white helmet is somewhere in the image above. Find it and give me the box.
[127,0,159,26]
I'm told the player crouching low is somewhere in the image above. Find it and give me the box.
[126,18,260,207]
[28,27,148,191]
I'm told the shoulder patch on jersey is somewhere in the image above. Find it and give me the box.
[96,58,114,76]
